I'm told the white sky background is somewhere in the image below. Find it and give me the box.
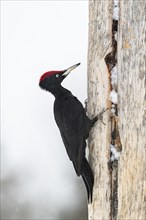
[1,0,88,219]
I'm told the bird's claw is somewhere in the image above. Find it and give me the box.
[97,108,109,125]
[84,99,88,113]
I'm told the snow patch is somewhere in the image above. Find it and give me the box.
[114,32,118,41]
[110,144,120,161]
[110,89,118,104]
[113,0,119,20]
[111,104,116,116]
[111,65,118,88]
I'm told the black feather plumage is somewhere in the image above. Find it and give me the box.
[39,64,97,202]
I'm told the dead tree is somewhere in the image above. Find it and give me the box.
[87,0,145,219]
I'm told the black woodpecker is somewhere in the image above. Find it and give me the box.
[39,63,98,203]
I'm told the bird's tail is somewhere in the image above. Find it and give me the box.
[81,157,94,203]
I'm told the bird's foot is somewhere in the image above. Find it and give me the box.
[97,108,109,125]
[84,99,88,113]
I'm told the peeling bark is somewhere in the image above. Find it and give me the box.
[87,1,112,219]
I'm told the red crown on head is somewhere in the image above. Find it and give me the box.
[40,70,64,82]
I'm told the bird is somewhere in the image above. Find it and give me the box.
[39,63,98,203]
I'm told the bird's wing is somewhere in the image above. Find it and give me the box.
[54,96,86,175]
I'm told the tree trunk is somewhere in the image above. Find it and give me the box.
[87,0,145,220]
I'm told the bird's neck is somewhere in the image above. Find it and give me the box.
[50,85,72,99]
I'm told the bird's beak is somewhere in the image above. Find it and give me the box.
[62,63,80,77]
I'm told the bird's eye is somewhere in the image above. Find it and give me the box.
[56,74,59,78]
